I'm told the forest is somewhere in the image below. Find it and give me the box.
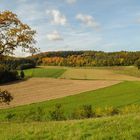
[30,51,140,67]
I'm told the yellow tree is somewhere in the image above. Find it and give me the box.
[0,11,38,56]
[0,11,38,104]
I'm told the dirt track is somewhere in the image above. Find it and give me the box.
[0,78,121,108]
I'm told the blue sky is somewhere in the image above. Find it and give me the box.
[1,0,140,55]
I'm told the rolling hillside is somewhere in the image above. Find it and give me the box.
[0,81,140,122]
[0,112,140,140]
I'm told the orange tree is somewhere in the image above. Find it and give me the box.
[0,11,38,55]
[0,11,38,104]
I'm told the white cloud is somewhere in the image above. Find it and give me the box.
[46,9,67,25]
[47,31,63,41]
[66,0,77,4]
[76,14,100,29]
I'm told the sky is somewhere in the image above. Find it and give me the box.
[1,0,140,56]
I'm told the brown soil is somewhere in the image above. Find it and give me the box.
[0,78,121,108]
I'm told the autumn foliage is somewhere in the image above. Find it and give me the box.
[0,11,38,56]
[39,51,140,67]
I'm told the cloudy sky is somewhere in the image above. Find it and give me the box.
[1,0,140,55]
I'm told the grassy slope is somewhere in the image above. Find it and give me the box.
[0,113,140,140]
[60,66,140,81]
[101,66,140,78]
[0,81,140,121]
[92,66,140,78]
[23,66,140,80]
[23,67,66,78]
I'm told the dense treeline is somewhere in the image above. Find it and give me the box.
[0,64,19,84]
[0,57,36,70]
[0,57,36,84]
[29,51,140,67]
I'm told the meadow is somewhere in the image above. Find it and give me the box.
[1,8,140,140]
[0,112,140,140]
[22,66,140,80]
[101,66,140,78]
[23,67,66,78]
[1,66,140,139]
[60,66,140,81]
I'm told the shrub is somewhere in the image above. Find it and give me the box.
[72,105,94,119]
[120,104,140,114]
[5,113,15,121]
[49,104,65,121]
[135,59,140,70]
[95,107,103,117]
[20,70,25,79]
[0,65,19,84]
[22,107,45,122]
[104,106,119,116]
[0,89,13,104]
[81,105,94,118]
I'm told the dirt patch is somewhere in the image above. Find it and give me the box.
[0,78,121,108]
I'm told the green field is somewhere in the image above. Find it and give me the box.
[1,81,140,121]
[0,112,140,140]
[23,67,66,78]
[1,66,140,139]
[22,66,140,80]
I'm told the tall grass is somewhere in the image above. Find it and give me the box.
[0,112,140,140]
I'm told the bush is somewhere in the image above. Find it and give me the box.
[72,105,94,119]
[49,104,65,121]
[135,59,140,69]
[22,107,45,122]
[0,64,19,84]
[5,113,15,121]
[0,89,13,104]
[20,70,25,79]
[95,107,103,117]
[120,104,140,114]
[104,106,119,116]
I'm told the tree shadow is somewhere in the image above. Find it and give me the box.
[0,77,31,86]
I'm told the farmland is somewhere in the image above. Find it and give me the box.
[1,66,140,108]
[1,3,140,139]
[1,80,140,121]
[60,66,140,81]
[23,67,66,78]
[1,66,140,139]
[0,78,119,108]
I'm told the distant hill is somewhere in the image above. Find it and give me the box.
[28,50,140,67]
